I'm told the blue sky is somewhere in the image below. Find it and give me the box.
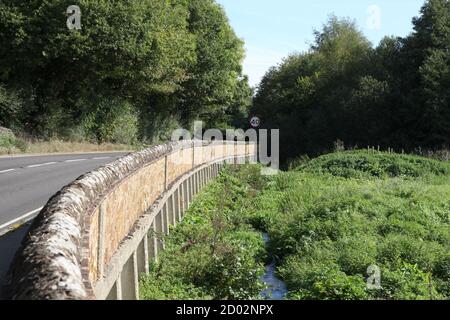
[216,0,426,87]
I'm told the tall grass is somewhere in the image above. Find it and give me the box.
[259,151,450,299]
[0,135,136,156]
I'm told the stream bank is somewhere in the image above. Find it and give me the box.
[260,233,287,300]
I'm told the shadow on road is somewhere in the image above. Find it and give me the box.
[0,223,32,299]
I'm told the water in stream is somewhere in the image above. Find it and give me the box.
[260,233,288,300]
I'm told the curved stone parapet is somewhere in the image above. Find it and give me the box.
[6,140,256,300]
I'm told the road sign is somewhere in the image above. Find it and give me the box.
[250,116,260,128]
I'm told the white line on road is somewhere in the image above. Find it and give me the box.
[0,169,15,174]
[65,158,87,163]
[0,207,44,235]
[27,162,57,168]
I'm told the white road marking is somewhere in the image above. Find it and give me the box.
[65,158,87,163]
[0,207,44,234]
[27,162,57,168]
[0,155,115,174]
[0,169,15,174]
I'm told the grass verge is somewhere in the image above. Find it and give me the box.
[141,151,450,300]
[0,135,136,156]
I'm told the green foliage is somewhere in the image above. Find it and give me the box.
[284,263,369,300]
[178,0,252,128]
[81,98,138,144]
[143,151,450,300]
[0,130,27,153]
[0,0,251,142]
[0,85,23,129]
[252,151,450,300]
[296,150,450,178]
[252,0,450,161]
[140,165,268,300]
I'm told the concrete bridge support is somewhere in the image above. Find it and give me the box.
[110,161,228,300]
[7,141,257,300]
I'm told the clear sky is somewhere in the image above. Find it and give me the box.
[216,0,426,87]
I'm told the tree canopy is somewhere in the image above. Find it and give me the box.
[0,0,251,143]
[252,0,450,161]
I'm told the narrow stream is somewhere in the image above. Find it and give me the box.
[260,233,288,300]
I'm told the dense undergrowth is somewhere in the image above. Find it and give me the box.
[140,165,269,300]
[266,151,450,300]
[140,151,450,300]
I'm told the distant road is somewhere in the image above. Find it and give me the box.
[0,152,127,296]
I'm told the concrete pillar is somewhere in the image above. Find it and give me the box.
[180,182,185,218]
[176,186,182,222]
[116,274,123,300]
[163,203,170,235]
[148,223,158,260]
[133,251,139,300]
[170,193,176,227]
[136,235,148,275]
[195,171,200,193]
[188,175,194,206]
[97,203,106,279]
[155,211,164,251]
[120,254,137,300]
[184,179,189,208]
[200,168,205,187]
[164,155,168,190]
[187,178,192,206]
[143,234,149,274]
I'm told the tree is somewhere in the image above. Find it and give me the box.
[252,3,450,162]
[0,0,251,142]
[178,0,248,128]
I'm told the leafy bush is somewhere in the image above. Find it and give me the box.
[296,150,450,178]
[256,151,450,300]
[140,165,268,300]
[81,99,138,145]
[0,130,27,153]
[142,152,450,300]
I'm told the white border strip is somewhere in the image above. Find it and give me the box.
[0,207,43,236]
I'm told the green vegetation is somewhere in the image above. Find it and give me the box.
[142,151,450,300]
[252,0,450,162]
[0,130,27,153]
[1,0,448,158]
[263,151,450,300]
[297,150,450,179]
[140,165,268,300]
[0,0,251,144]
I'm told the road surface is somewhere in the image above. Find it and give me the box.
[0,152,128,297]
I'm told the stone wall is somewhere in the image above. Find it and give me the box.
[6,141,256,300]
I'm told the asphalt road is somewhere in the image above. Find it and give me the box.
[0,152,128,297]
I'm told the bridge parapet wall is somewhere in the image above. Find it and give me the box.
[7,140,256,300]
